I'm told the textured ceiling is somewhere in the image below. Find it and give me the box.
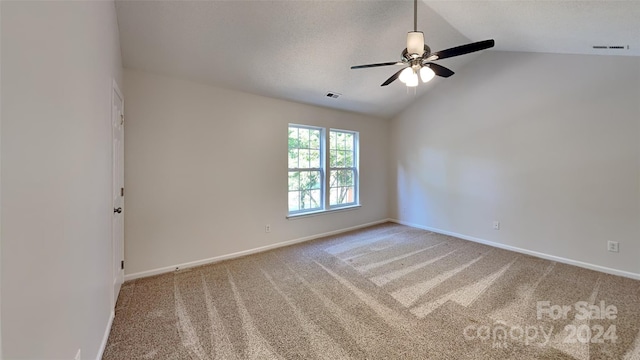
[115,0,640,119]
[426,1,640,57]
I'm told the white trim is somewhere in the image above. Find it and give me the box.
[111,78,125,309]
[96,310,115,360]
[112,79,123,107]
[124,219,389,281]
[329,128,359,207]
[390,219,640,280]
[287,204,361,219]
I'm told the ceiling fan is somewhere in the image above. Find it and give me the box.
[351,0,495,87]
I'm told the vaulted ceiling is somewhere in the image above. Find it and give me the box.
[115,0,640,119]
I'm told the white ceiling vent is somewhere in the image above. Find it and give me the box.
[326,92,341,99]
[592,45,629,50]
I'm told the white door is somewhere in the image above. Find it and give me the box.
[112,81,125,305]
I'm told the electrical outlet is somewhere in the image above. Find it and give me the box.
[265,224,271,233]
[607,241,619,253]
[493,221,500,230]
[74,349,81,360]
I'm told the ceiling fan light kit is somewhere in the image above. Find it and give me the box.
[399,67,415,84]
[405,72,419,87]
[351,0,495,88]
[420,66,435,83]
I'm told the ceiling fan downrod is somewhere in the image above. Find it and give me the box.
[407,0,425,57]
[414,0,418,32]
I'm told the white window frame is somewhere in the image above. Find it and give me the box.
[328,128,359,209]
[287,124,360,218]
[288,124,325,216]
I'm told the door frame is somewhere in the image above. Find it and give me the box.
[111,79,125,307]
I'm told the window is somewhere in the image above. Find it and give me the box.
[288,124,359,216]
[288,125,324,214]
[329,129,358,208]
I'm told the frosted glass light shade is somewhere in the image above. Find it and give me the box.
[420,66,435,83]
[406,73,419,87]
[407,32,424,56]
[399,67,414,84]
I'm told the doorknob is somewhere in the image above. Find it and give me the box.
[114,207,122,214]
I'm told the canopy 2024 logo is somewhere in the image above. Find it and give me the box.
[537,300,617,344]
[463,301,618,349]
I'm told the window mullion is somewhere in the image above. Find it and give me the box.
[324,128,330,210]
[289,168,322,172]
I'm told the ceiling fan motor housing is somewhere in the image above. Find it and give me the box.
[402,45,431,62]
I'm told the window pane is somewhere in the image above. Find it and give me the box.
[301,192,311,210]
[346,150,353,167]
[344,133,353,150]
[330,130,355,168]
[299,149,310,168]
[330,169,355,206]
[288,171,300,191]
[300,189,321,210]
[288,149,299,169]
[299,128,310,148]
[289,126,322,170]
[336,150,346,167]
[329,187,338,206]
[309,149,320,168]
[330,186,354,206]
[330,186,355,206]
[310,129,321,149]
[331,170,354,187]
[300,171,321,190]
[289,125,325,215]
[288,127,300,169]
[329,149,337,167]
[288,191,300,212]
[310,189,321,209]
[288,128,299,147]
[343,150,354,167]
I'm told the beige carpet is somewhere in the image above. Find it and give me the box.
[103,223,640,359]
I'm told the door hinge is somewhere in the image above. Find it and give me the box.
[121,187,124,197]
[120,114,124,125]
[121,260,124,270]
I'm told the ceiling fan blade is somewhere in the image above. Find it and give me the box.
[351,62,401,69]
[431,39,495,61]
[381,67,407,86]
[427,63,454,78]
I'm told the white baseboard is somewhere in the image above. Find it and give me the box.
[124,219,391,281]
[390,219,640,281]
[96,310,114,360]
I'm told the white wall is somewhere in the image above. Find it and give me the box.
[1,1,123,359]
[390,51,640,276]
[0,2,3,358]
[124,69,389,276]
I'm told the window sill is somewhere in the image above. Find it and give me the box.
[287,204,361,220]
